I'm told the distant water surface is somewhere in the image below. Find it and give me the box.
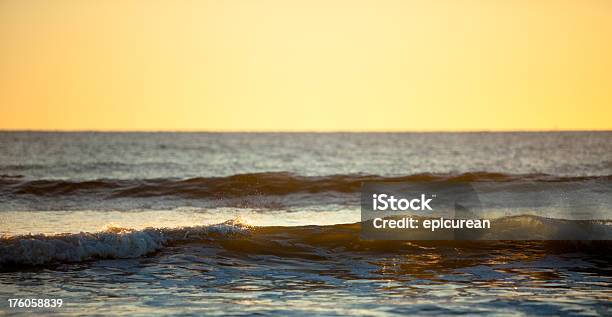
[1,132,611,179]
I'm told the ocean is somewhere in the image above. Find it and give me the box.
[1,132,611,316]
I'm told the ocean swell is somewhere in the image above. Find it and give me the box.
[1,172,610,199]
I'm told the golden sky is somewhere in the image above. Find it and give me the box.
[1,0,611,131]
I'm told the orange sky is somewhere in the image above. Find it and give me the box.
[1,0,611,131]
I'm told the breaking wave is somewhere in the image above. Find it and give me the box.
[1,216,611,270]
[0,219,251,269]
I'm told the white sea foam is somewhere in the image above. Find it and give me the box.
[0,219,251,267]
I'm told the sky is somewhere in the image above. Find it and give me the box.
[1,0,611,131]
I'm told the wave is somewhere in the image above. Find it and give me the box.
[2,216,610,270]
[1,172,610,199]
[0,219,251,269]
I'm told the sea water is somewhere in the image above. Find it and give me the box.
[1,132,611,316]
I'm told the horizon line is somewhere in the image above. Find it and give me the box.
[0,129,611,133]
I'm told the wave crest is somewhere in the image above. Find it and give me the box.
[0,219,251,268]
[2,216,611,270]
[2,172,609,199]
